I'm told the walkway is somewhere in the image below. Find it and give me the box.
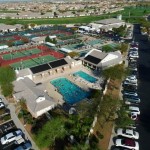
[1,95,39,150]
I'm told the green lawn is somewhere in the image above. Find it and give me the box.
[0,10,19,13]
[0,6,150,25]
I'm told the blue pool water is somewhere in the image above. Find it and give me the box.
[73,71,97,83]
[51,78,90,104]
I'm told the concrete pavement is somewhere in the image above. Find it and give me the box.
[1,95,39,150]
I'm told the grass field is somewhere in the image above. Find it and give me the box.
[0,10,19,13]
[2,49,41,60]
[10,55,56,69]
[0,6,150,25]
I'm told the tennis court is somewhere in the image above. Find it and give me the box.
[2,48,42,60]
[10,55,56,69]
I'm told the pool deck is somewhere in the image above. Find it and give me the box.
[33,66,103,105]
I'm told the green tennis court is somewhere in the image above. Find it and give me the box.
[10,55,56,69]
[2,48,42,60]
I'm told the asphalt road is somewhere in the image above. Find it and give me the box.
[133,24,150,150]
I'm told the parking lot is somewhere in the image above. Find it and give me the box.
[0,120,17,150]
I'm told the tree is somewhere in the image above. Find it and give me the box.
[45,36,51,42]
[19,98,27,110]
[116,106,134,128]
[35,117,68,148]
[7,42,13,47]
[0,67,16,97]
[97,95,120,127]
[23,24,29,30]
[120,43,129,54]
[0,66,16,85]
[68,52,79,58]
[21,37,29,43]
[1,83,13,97]
[102,64,125,80]
[54,12,58,17]
[30,23,36,28]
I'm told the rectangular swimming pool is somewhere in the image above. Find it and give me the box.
[73,71,97,83]
[51,78,90,104]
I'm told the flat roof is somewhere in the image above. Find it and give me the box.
[84,55,101,64]
[49,59,67,68]
[30,64,51,74]
[94,18,124,25]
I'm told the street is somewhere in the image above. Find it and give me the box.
[134,24,150,150]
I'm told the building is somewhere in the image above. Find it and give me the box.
[89,18,126,32]
[15,56,82,82]
[0,24,23,32]
[80,49,122,70]
[13,77,57,118]
[31,36,46,44]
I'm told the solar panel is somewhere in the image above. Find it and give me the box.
[84,55,101,64]
[49,59,67,68]
[30,64,51,74]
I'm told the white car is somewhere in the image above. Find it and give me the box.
[125,75,137,84]
[129,106,140,115]
[123,81,138,87]
[116,128,139,139]
[1,129,23,145]
[128,53,139,59]
[0,102,5,109]
[123,91,138,97]
[115,138,139,150]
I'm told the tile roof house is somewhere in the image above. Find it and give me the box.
[13,77,57,118]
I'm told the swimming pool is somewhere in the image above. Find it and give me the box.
[73,71,97,83]
[51,78,90,104]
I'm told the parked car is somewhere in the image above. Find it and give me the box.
[116,128,139,139]
[14,141,32,150]
[128,106,140,115]
[123,95,139,99]
[115,138,139,150]
[112,146,131,150]
[1,129,23,145]
[0,102,5,109]
[123,81,138,87]
[123,91,138,97]
[123,85,137,92]
[125,75,137,84]
[124,96,141,104]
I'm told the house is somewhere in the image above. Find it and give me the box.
[80,49,122,70]
[89,18,125,32]
[15,56,82,83]
[30,56,82,82]
[13,77,57,118]
[0,24,23,32]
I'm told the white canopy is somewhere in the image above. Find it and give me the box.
[45,42,55,47]
[0,45,8,49]
[60,48,72,53]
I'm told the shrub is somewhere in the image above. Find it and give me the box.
[3,115,11,121]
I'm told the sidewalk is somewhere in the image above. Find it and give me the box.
[1,95,39,150]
